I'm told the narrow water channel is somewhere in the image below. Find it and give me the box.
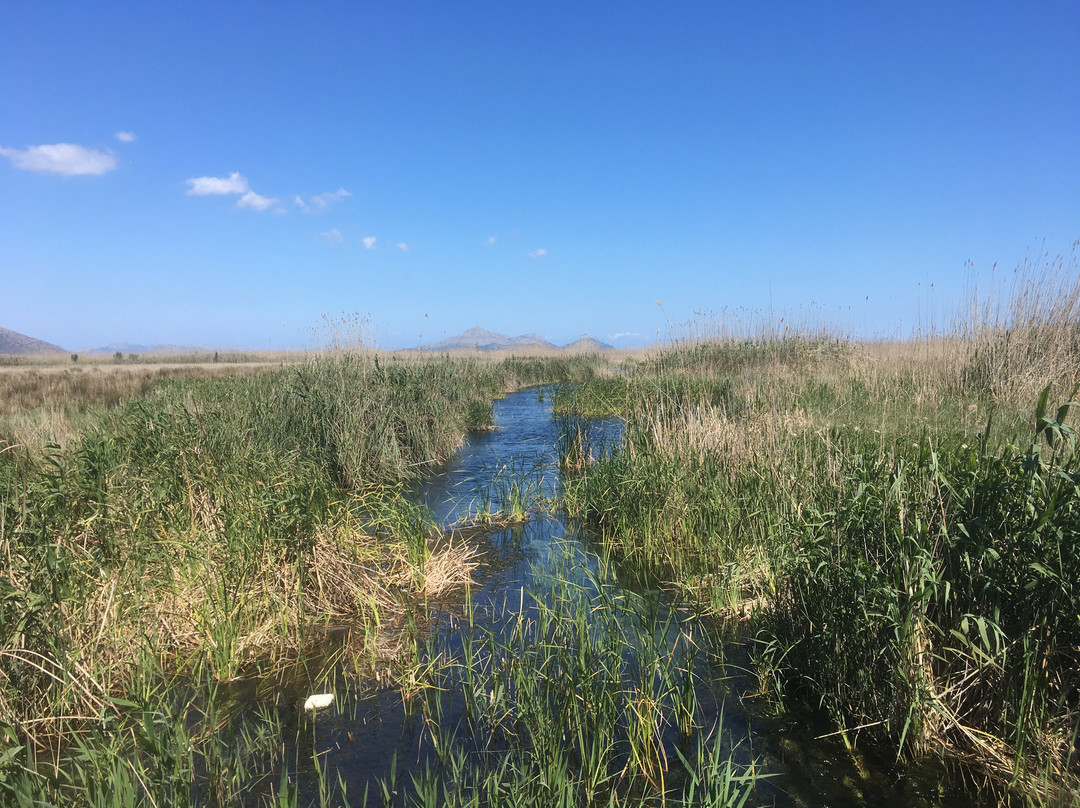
[281,388,972,807]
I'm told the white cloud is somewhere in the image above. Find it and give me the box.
[186,172,250,196]
[609,332,641,341]
[397,242,409,251]
[186,172,278,212]
[295,188,351,213]
[362,236,377,250]
[236,190,278,211]
[0,143,117,176]
[316,228,344,245]
[529,248,548,259]
[115,131,137,143]
[485,235,497,246]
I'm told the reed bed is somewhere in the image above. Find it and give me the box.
[0,350,608,805]
[558,258,1080,803]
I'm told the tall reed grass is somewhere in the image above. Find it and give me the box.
[557,258,1080,802]
[0,350,608,805]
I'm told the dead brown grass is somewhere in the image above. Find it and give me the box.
[421,538,482,598]
[2,511,480,736]
[0,363,287,452]
[0,363,287,416]
[0,350,306,367]
[386,345,647,364]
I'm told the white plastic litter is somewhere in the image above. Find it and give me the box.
[303,693,335,712]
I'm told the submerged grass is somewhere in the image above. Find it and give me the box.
[401,541,762,807]
[467,457,551,526]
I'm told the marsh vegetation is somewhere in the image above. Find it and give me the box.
[556,255,1080,804]
[2,255,1079,806]
[0,351,607,805]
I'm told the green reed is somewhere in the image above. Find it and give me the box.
[397,541,761,807]
[556,329,1080,803]
[760,388,1079,798]
[0,352,609,806]
[466,457,550,526]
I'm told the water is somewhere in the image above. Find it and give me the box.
[278,388,972,806]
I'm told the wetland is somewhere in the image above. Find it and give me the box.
[1,308,1078,806]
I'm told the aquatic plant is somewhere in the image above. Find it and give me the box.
[397,541,763,807]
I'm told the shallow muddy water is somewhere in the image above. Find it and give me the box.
[275,388,973,807]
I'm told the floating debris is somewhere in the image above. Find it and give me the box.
[303,693,335,712]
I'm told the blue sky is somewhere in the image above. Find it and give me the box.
[2,1,1078,351]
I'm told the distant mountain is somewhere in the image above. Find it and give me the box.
[562,335,614,351]
[83,341,212,355]
[0,326,68,355]
[417,327,557,352]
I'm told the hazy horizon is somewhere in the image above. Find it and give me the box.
[2,324,622,355]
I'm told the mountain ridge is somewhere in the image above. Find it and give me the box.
[562,335,614,352]
[414,327,613,352]
[0,326,68,355]
[82,341,213,355]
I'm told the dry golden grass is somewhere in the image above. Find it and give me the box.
[637,401,805,472]
[421,537,482,598]
[2,511,479,735]
[0,348,307,367]
[384,344,646,365]
[0,362,287,451]
[0,362,289,414]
